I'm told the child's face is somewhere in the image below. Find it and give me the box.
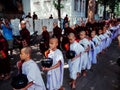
[103,27,107,33]
[20,49,28,60]
[79,32,86,39]
[71,25,75,30]
[21,23,26,29]
[68,36,75,44]
[42,27,46,32]
[53,23,57,28]
[65,23,69,28]
[49,39,58,50]
[91,31,96,38]
[98,30,103,34]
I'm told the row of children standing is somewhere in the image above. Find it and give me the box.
[67,19,120,89]
[15,19,120,90]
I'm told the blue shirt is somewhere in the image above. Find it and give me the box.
[1,24,13,40]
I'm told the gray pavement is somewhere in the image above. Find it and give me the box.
[0,40,120,90]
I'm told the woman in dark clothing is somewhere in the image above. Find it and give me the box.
[53,22,62,49]
[0,32,10,80]
[16,20,30,49]
[62,23,75,51]
[39,26,50,56]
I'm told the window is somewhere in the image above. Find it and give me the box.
[80,0,82,12]
[74,0,78,11]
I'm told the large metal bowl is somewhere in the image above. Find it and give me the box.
[41,58,53,68]
[11,74,28,89]
[66,50,76,59]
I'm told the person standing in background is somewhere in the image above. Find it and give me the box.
[0,18,13,57]
[16,20,30,49]
[39,26,50,56]
[49,14,53,19]
[32,12,38,31]
[63,14,69,29]
[0,32,11,80]
[32,12,38,20]
[53,22,62,49]
[26,12,31,18]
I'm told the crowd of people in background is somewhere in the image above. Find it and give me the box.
[0,14,120,90]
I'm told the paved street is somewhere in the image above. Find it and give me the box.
[0,39,120,90]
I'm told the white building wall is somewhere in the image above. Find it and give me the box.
[22,0,31,15]
[22,0,86,25]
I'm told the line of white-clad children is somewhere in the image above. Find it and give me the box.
[15,20,120,90]
[67,22,120,89]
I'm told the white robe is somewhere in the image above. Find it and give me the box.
[79,38,91,70]
[110,26,117,39]
[68,41,84,80]
[89,40,97,64]
[47,49,64,90]
[92,36,101,54]
[106,30,112,47]
[22,60,46,90]
[99,34,106,50]
[117,24,120,35]
[95,35,102,53]
[103,32,109,48]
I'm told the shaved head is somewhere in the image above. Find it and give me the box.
[79,31,86,39]
[21,47,32,55]
[68,33,76,44]
[68,33,75,38]
[80,30,86,35]
[50,37,58,44]
[49,38,58,50]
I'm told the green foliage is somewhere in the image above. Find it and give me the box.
[53,0,64,10]
[98,0,120,13]
[98,0,120,5]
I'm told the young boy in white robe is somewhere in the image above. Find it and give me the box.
[68,33,84,89]
[79,31,91,76]
[90,30,99,64]
[103,26,110,49]
[98,29,106,52]
[110,23,117,39]
[19,47,46,90]
[104,25,112,47]
[117,21,120,47]
[43,38,64,90]
[106,29,112,46]
[94,34,101,54]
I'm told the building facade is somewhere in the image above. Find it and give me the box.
[22,0,87,24]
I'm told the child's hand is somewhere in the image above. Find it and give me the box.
[71,53,81,61]
[21,88,27,90]
[42,67,45,71]
[42,67,50,71]
[44,67,50,71]
[43,67,50,71]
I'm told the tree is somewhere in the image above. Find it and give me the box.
[53,0,64,20]
[53,0,64,28]
[87,0,96,22]
[98,0,120,19]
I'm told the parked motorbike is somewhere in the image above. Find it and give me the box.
[13,31,40,48]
